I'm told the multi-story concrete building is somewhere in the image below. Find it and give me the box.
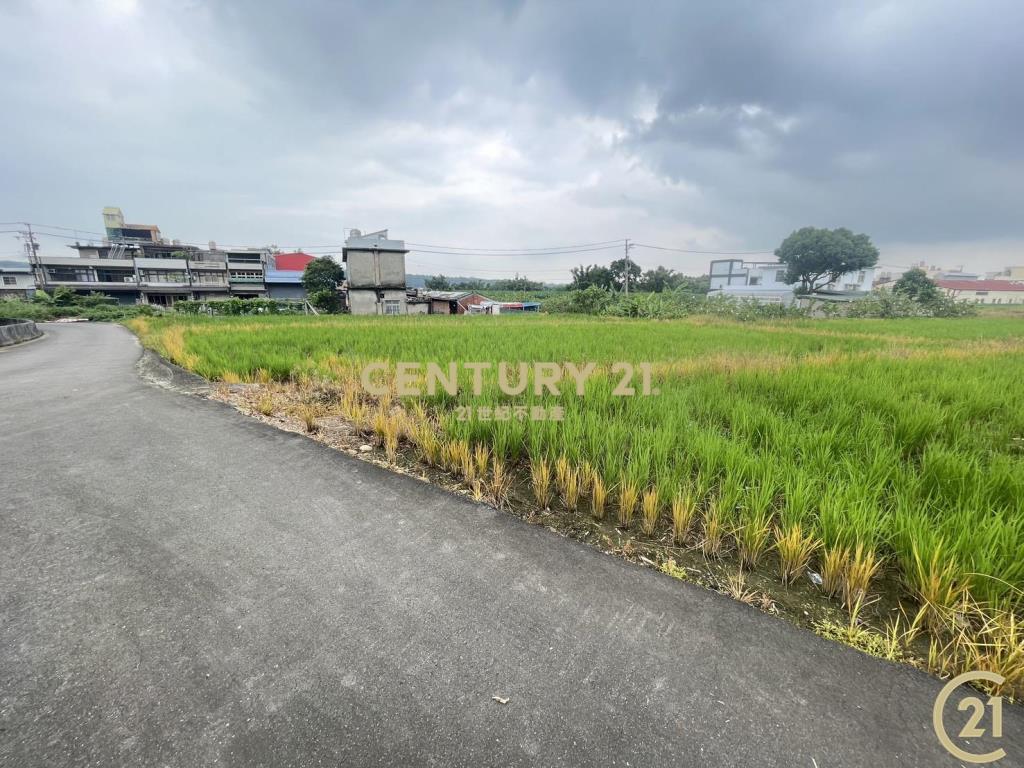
[33,208,273,307]
[708,258,875,303]
[342,230,408,315]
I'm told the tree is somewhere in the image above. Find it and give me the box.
[674,274,711,294]
[609,258,642,292]
[893,267,942,303]
[425,274,452,290]
[637,266,682,293]
[774,227,879,294]
[571,264,615,291]
[302,256,345,312]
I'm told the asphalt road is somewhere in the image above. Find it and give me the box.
[0,323,1019,768]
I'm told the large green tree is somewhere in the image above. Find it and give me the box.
[893,267,942,303]
[571,264,616,291]
[774,227,879,293]
[609,258,642,292]
[302,256,345,312]
[425,274,452,290]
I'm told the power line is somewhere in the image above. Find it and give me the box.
[407,260,581,274]
[405,238,625,252]
[409,244,625,257]
[633,243,775,255]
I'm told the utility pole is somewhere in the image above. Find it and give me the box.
[19,223,42,287]
[624,238,633,295]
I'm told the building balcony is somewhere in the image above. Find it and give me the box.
[192,283,230,290]
[42,279,138,289]
[138,282,190,290]
[228,276,265,283]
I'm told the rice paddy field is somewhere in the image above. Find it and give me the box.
[130,313,1024,691]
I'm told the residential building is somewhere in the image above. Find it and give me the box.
[708,259,875,303]
[343,229,408,315]
[33,208,273,307]
[935,279,1024,304]
[265,252,316,300]
[218,246,271,298]
[424,291,494,315]
[986,266,1024,283]
[0,266,36,300]
[102,206,161,242]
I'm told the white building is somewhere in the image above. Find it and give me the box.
[0,266,36,300]
[935,279,1024,304]
[707,259,875,303]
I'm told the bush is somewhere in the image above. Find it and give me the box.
[0,297,156,322]
[840,291,977,319]
[543,287,807,321]
[173,298,298,316]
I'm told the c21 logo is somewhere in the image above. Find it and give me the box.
[932,671,1007,764]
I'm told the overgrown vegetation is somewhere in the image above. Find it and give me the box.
[173,298,307,315]
[1,288,157,321]
[128,313,1024,696]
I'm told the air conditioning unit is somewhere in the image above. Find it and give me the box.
[123,276,135,283]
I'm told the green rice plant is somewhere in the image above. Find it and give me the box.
[737,476,775,568]
[640,488,660,536]
[130,313,1024,622]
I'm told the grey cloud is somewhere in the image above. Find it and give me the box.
[1,0,1022,274]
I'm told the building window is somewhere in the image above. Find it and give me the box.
[748,276,761,286]
[46,267,93,282]
[383,299,402,315]
[139,270,187,283]
[96,269,135,283]
[2,276,15,285]
[192,272,226,284]
[975,291,988,295]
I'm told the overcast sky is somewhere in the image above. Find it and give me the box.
[2,0,1022,279]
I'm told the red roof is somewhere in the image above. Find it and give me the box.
[273,252,315,271]
[935,279,1024,292]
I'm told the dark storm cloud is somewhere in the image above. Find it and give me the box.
[1,0,1022,274]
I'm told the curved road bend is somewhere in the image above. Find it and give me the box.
[0,323,1019,768]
